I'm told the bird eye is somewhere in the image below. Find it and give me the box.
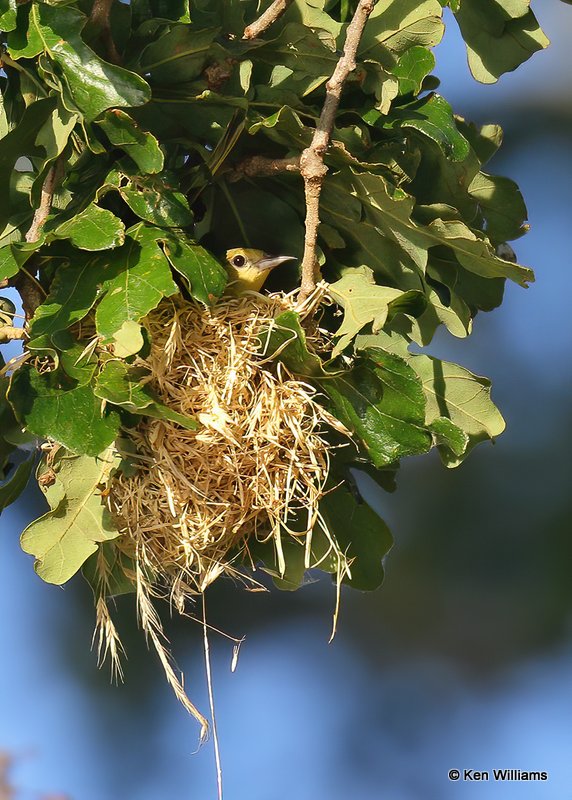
[232,255,246,267]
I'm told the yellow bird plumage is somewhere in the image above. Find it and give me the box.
[225,248,296,294]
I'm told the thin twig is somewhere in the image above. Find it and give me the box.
[12,267,46,321]
[25,162,61,245]
[227,154,300,182]
[298,0,376,302]
[243,0,294,39]
[19,161,62,320]
[220,180,251,246]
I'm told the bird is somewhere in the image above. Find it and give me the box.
[225,248,296,294]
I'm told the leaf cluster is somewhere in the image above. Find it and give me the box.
[0,0,546,591]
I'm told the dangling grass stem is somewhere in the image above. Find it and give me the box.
[203,593,223,800]
[219,180,251,247]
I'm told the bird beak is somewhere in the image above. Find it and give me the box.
[256,254,297,271]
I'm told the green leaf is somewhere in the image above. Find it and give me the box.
[138,25,220,84]
[53,330,98,385]
[0,0,17,31]
[359,0,444,60]
[264,314,431,467]
[321,348,432,467]
[339,171,429,271]
[320,485,393,591]
[425,217,533,285]
[410,352,506,465]
[28,227,179,343]
[111,320,145,358]
[453,0,549,84]
[95,224,179,340]
[20,448,120,585]
[345,171,534,286]
[248,105,311,151]
[0,396,16,480]
[281,0,341,36]
[120,183,193,228]
[27,253,103,341]
[356,330,505,466]
[468,172,528,243]
[328,266,426,355]
[255,22,338,77]
[361,63,399,115]
[320,187,422,287]
[161,235,227,304]
[428,416,469,459]
[392,45,436,95]
[399,131,481,222]
[422,291,471,341]
[9,366,120,457]
[0,245,20,283]
[8,4,151,121]
[261,310,329,377]
[0,457,34,514]
[94,360,198,430]
[456,120,503,166]
[96,110,164,174]
[203,180,305,262]
[250,536,305,590]
[387,94,471,162]
[53,203,125,251]
[428,252,505,314]
[32,102,78,202]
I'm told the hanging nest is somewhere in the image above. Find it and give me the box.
[106,288,352,608]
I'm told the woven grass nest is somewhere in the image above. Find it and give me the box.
[107,289,351,606]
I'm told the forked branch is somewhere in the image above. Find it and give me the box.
[298,0,376,302]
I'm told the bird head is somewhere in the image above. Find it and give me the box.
[225,248,296,293]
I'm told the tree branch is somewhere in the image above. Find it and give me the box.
[0,325,26,344]
[243,0,294,40]
[227,154,300,182]
[25,161,62,245]
[298,0,376,302]
[88,0,121,64]
[13,270,45,322]
[19,162,62,320]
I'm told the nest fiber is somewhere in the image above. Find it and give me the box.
[109,293,347,596]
